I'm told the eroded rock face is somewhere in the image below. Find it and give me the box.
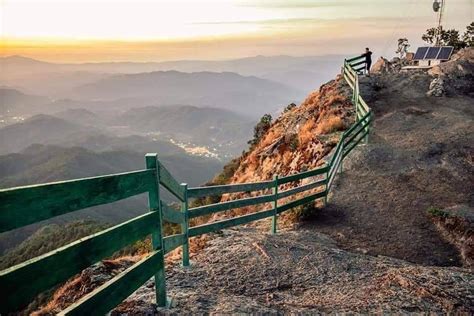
[371,57,411,74]
[228,78,353,187]
[428,47,474,95]
[427,77,445,97]
[371,57,391,74]
[430,205,474,268]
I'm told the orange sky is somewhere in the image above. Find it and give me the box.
[1,0,473,62]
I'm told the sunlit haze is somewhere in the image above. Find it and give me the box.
[1,0,473,62]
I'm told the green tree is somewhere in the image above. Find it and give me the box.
[422,22,473,50]
[440,29,466,50]
[421,27,438,45]
[463,22,474,47]
[248,114,272,146]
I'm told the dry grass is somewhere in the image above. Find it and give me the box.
[33,256,140,315]
[260,129,281,148]
[316,115,344,134]
[299,118,317,145]
[324,94,347,108]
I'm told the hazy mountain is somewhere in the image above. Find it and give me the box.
[0,144,221,189]
[62,133,187,156]
[52,108,104,127]
[0,110,206,156]
[0,56,55,74]
[69,71,302,116]
[0,88,50,115]
[0,114,103,155]
[0,56,109,96]
[115,105,255,154]
[0,55,342,96]
[42,98,157,117]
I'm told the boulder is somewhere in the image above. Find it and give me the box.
[371,57,390,74]
[426,77,445,97]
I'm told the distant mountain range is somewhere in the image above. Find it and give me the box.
[0,114,98,155]
[2,68,301,117]
[0,54,343,95]
[68,71,301,116]
[0,144,221,190]
[0,88,51,115]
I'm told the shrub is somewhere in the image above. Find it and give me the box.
[283,201,321,224]
[283,103,297,113]
[288,134,299,151]
[317,115,344,134]
[248,114,272,147]
[427,206,449,218]
[299,118,317,145]
[0,220,107,270]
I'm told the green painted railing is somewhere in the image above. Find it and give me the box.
[0,56,371,314]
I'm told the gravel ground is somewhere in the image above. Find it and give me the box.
[306,72,474,267]
[115,227,473,314]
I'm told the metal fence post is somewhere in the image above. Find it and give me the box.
[364,112,370,145]
[339,157,343,174]
[145,154,167,307]
[324,164,329,206]
[181,183,190,267]
[271,175,279,234]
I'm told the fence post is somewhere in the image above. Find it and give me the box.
[181,183,190,267]
[364,112,370,144]
[145,154,168,307]
[324,164,329,206]
[353,75,359,107]
[339,155,343,174]
[271,175,279,234]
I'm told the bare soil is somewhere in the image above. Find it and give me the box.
[307,73,474,267]
[116,227,473,314]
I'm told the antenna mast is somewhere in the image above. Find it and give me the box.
[433,0,446,46]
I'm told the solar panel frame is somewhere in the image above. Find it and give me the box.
[425,47,441,59]
[413,47,429,60]
[437,46,454,60]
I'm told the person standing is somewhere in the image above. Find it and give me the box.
[361,48,373,76]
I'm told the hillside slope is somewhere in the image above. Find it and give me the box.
[308,49,473,267]
[31,50,474,314]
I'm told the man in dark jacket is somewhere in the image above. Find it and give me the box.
[362,48,372,75]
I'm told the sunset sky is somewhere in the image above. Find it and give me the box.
[1,0,473,62]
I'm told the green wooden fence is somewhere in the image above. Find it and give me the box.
[0,56,371,314]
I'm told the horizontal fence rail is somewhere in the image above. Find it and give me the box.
[0,56,372,314]
[188,181,273,198]
[0,169,155,233]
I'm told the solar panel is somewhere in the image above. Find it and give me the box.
[437,46,454,60]
[425,47,441,59]
[413,46,454,61]
[414,47,429,60]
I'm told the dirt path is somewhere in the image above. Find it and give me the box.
[115,227,473,314]
[305,75,474,266]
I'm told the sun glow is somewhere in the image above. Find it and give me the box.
[1,0,472,62]
[1,0,272,40]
